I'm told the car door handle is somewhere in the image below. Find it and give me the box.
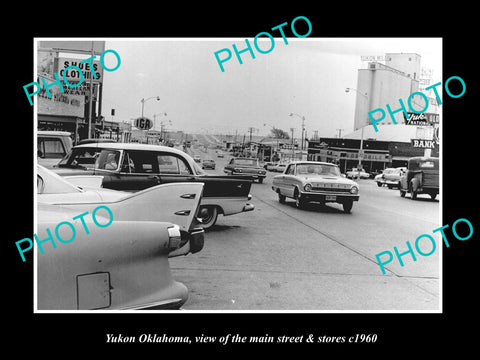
[148,175,161,183]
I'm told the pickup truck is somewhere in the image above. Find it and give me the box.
[52,142,255,229]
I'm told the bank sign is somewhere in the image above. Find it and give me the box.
[411,139,436,149]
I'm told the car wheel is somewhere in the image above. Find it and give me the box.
[294,191,305,209]
[409,183,417,200]
[199,206,218,229]
[258,178,263,184]
[376,182,382,187]
[343,200,353,213]
[430,193,437,200]
[400,188,406,197]
[278,192,286,204]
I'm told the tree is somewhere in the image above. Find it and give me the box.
[270,127,290,139]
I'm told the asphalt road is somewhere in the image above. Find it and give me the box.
[170,146,441,311]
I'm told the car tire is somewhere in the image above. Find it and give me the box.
[258,178,263,184]
[294,191,305,209]
[430,193,437,200]
[376,182,382,187]
[400,188,406,197]
[343,200,353,213]
[387,184,393,189]
[199,206,218,229]
[409,183,417,200]
[278,193,286,204]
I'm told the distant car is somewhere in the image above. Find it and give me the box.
[224,157,267,183]
[346,168,370,179]
[36,165,205,310]
[375,167,405,188]
[263,162,276,171]
[202,158,216,170]
[272,163,287,173]
[216,151,224,158]
[193,155,202,163]
[37,131,73,169]
[272,161,359,213]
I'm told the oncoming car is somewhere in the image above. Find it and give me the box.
[272,161,360,213]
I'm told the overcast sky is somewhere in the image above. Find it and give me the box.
[100,38,441,138]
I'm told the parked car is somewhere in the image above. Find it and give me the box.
[216,151,224,158]
[375,167,406,188]
[36,165,205,310]
[37,131,73,169]
[193,154,202,163]
[224,157,267,183]
[53,143,254,229]
[346,168,370,179]
[399,157,439,200]
[202,158,216,170]
[272,161,360,213]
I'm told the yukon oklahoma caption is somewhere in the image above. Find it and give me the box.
[106,333,378,344]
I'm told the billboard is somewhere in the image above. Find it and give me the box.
[56,57,104,83]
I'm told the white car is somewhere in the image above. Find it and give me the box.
[272,161,359,212]
[34,165,205,310]
[346,168,370,179]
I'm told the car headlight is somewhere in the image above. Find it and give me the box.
[350,186,359,194]
[304,183,312,192]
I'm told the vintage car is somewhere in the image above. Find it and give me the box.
[272,163,287,173]
[216,150,224,158]
[193,154,202,163]
[36,165,205,310]
[52,143,254,229]
[399,157,439,200]
[346,167,370,179]
[37,131,73,169]
[224,157,267,183]
[272,161,360,213]
[374,167,406,188]
[202,158,216,170]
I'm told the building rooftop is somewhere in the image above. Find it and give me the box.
[342,124,420,143]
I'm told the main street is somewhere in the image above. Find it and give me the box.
[170,145,441,311]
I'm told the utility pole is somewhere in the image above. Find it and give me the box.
[290,127,295,160]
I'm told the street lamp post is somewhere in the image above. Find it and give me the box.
[345,88,368,169]
[289,113,306,152]
[140,96,160,118]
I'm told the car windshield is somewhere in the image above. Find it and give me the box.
[95,149,121,171]
[296,164,340,176]
[234,159,258,166]
[57,147,101,169]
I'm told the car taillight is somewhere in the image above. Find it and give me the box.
[167,225,183,251]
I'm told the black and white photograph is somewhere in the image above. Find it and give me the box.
[32,37,444,312]
[8,8,477,354]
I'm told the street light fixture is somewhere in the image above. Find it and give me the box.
[140,96,160,118]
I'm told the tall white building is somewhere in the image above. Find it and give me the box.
[353,53,421,130]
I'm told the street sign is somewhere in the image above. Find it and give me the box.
[134,117,153,130]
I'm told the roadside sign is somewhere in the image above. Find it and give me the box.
[134,117,153,130]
